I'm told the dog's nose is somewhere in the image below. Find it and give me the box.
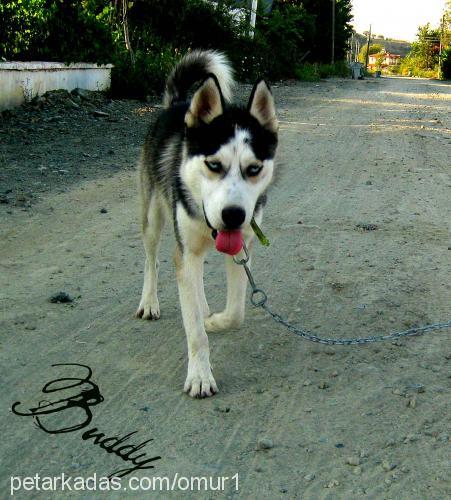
[222,206,245,229]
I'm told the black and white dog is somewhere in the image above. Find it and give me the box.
[136,50,278,397]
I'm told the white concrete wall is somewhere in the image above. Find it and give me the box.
[0,62,113,111]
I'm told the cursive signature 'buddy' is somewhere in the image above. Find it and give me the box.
[12,363,103,433]
[12,363,161,478]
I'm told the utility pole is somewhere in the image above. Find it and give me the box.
[331,0,336,64]
[438,14,445,79]
[249,0,258,39]
[365,25,372,71]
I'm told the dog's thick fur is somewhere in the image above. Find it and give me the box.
[136,50,278,397]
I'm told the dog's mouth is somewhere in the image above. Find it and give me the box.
[214,229,243,255]
[203,204,244,256]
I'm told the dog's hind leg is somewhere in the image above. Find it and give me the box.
[204,239,253,333]
[136,192,165,320]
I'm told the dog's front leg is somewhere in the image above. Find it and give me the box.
[205,239,253,332]
[176,247,217,398]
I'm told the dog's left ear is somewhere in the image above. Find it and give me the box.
[248,79,278,133]
[185,75,224,127]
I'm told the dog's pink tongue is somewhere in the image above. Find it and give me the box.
[215,230,243,256]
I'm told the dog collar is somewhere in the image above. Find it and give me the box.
[202,203,217,240]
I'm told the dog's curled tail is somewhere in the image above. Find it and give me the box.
[163,50,234,108]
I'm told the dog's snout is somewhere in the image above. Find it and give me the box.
[222,206,245,229]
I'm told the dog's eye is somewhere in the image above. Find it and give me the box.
[246,164,263,177]
[205,161,223,173]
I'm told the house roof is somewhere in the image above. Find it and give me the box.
[369,51,401,58]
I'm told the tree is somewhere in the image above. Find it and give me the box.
[278,0,353,63]
[410,23,440,69]
[358,43,383,64]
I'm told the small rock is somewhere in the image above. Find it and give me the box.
[335,443,344,448]
[71,88,93,100]
[400,466,410,473]
[382,460,397,471]
[355,223,378,231]
[346,456,360,466]
[67,99,80,109]
[304,473,315,481]
[92,110,109,118]
[214,406,231,413]
[100,208,108,213]
[331,370,339,377]
[318,381,328,389]
[403,433,417,443]
[385,437,396,447]
[49,291,73,303]
[407,383,425,393]
[303,379,312,386]
[325,479,339,488]
[325,347,335,355]
[257,438,274,450]
[353,466,362,475]
[407,396,417,408]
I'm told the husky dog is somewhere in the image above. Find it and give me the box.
[136,50,278,397]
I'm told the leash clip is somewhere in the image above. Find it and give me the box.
[233,241,250,265]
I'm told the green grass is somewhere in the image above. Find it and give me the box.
[295,61,350,81]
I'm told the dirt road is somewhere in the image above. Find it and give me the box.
[1,77,450,499]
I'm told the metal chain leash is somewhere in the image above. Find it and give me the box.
[233,243,451,346]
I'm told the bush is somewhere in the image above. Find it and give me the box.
[0,0,355,98]
[111,43,180,99]
[400,55,439,78]
[256,4,315,80]
[295,61,350,81]
[0,0,114,63]
[294,63,320,81]
[441,47,451,80]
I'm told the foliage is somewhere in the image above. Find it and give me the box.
[295,61,350,81]
[0,0,114,63]
[409,24,440,70]
[298,0,353,63]
[1,0,355,97]
[111,44,181,99]
[358,43,383,64]
[398,23,445,79]
[441,47,451,79]
[253,2,315,79]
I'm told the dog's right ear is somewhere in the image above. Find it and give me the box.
[185,75,224,127]
[248,79,278,133]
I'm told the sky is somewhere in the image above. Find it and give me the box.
[351,0,447,41]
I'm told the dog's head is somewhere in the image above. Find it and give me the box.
[182,75,278,231]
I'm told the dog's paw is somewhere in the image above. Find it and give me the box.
[204,312,243,332]
[184,358,218,398]
[135,296,160,320]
